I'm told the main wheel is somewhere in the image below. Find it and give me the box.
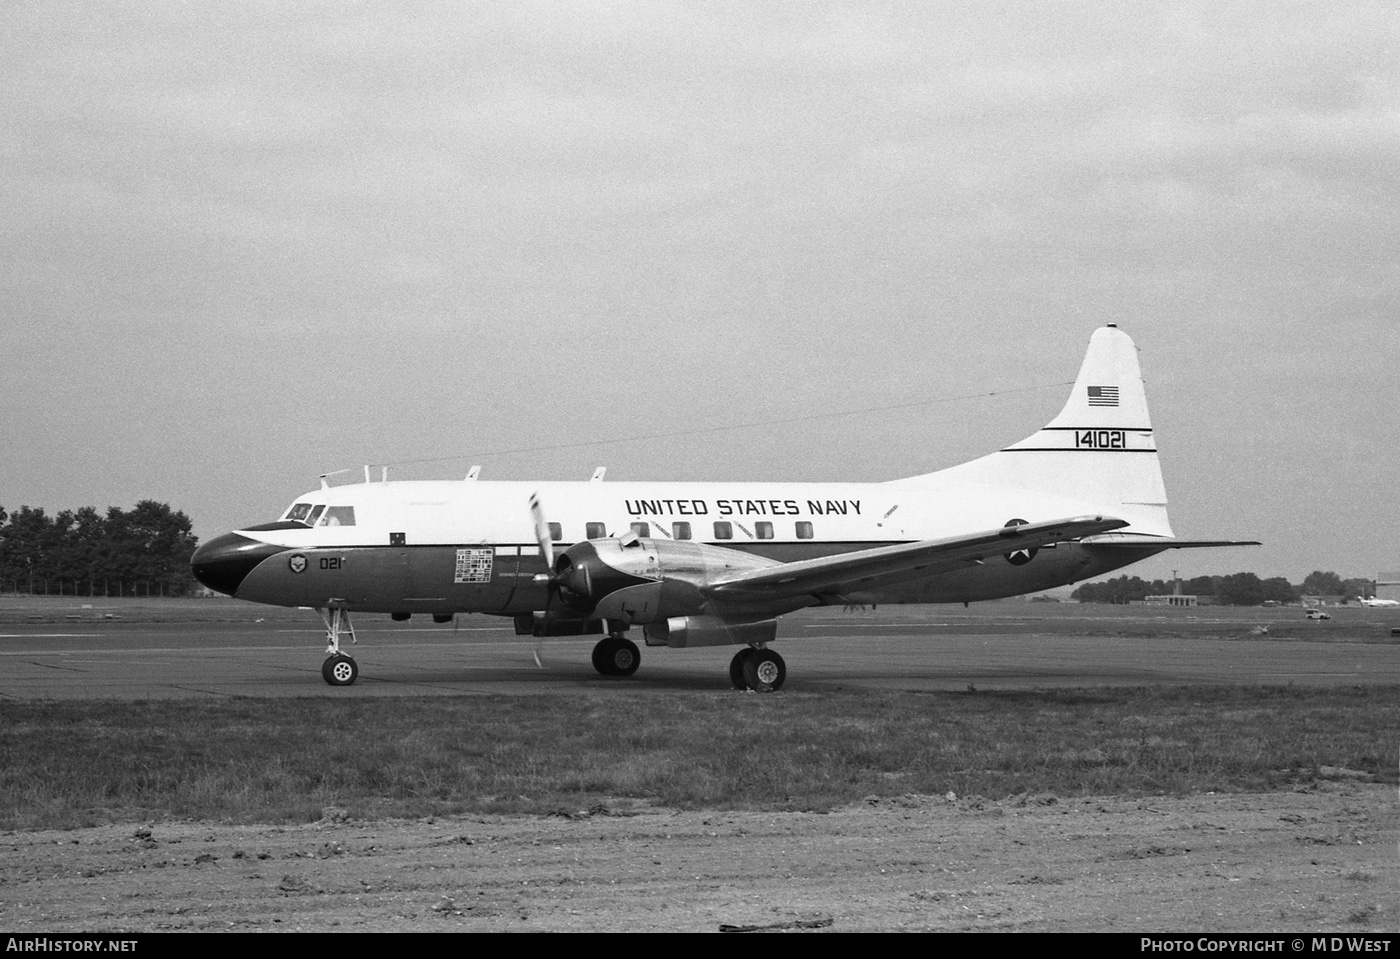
[741,649,785,692]
[591,636,641,677]
[322,654,358,686]
[729,648,755,690]
[606,637,640,677]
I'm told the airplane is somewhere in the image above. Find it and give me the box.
[190,325,1257,691]
[1358,596,1400,608]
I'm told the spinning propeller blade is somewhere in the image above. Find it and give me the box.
[529,492,554,571]
[528,492,555,669]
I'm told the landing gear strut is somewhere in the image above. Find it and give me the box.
[591,634,641,677]
[318,606,359,686]
[729,647,785,692]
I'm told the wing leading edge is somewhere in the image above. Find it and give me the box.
[705,515,1130,602]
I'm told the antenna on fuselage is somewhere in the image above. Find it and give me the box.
[319,469,351,489]
[591,467,607,481]
[465,465,481,481]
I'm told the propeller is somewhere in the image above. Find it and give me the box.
[528,492,556,669]
[528,492,591,610]
[526,493,613,666]
[529,492,554,571]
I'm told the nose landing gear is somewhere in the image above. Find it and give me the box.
[318,606,359,686]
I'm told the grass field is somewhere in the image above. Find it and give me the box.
[2,684,1395,831]
[1,597,1397,831]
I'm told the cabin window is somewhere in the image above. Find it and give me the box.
[320,506,356,527]
[586,522,607,539]
[306,505,326,526]
[796,521,814,539]
[548,522,562,542]
[713,521,732,540]
[673,522,691,540]
[755,521,774,540]
[631,522,650,537]
[285,503,313,523]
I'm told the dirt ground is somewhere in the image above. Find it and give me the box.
[2,782,1394,933]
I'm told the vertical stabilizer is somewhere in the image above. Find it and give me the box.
[895,326,1174,537]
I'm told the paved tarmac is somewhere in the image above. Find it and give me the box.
[2,610,1397,700]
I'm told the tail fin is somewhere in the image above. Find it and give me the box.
[895,325,1174,537]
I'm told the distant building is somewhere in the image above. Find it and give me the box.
[1143,594,1198,607]
[1379,572,1400,604]
[1141,575,1198,606]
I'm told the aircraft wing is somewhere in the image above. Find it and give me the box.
[705,515,1129,602]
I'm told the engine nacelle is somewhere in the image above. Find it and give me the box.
[549,536,779,627]
[643,616,778,649]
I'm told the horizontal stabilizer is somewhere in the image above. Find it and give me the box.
[1083,536,1261,550]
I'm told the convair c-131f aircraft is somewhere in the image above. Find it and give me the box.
[191,326,1256,690]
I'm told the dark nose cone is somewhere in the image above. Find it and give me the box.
[191,532,285,596]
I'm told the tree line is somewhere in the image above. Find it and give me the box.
[0,501,199,597]
[1071,571,1377,606]
[0,502,1380,607]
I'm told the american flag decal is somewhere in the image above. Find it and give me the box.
[1087,385,1119,407]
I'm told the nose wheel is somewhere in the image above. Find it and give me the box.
[322,654,359,686]
[729,647,785,692]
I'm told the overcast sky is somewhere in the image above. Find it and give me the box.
[4,1,1397,584]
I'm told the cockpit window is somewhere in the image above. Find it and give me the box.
[285,503,313,523]
[306,504,326,526]
[320,506,356,527]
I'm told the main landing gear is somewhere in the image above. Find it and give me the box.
[318,606,359,686]
[591,634,641,677]
[730,647,786,692]
[586,630,787,690]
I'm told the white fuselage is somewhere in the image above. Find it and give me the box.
[213,477,1158,615]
